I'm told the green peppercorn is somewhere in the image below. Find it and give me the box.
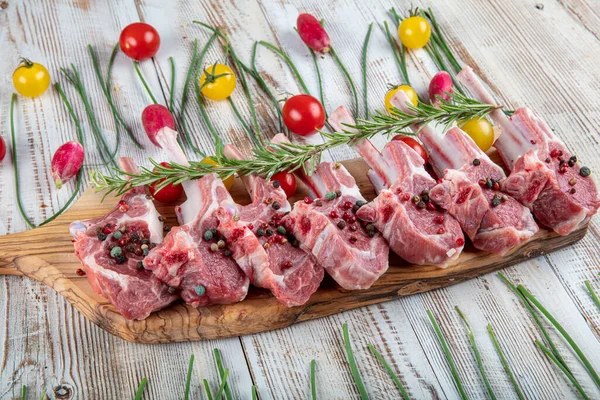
[110,246,122,258]
[224,249,232,257]
[355,200,367,207]
[580,166,591,177]
[325,191,337,200]
[277,226,287,235]
[195,285,206,296]
[203,230,214,241]
[492,195,501,207]
[113,231,123,240]
[257,228,265,237]
[485,179,493,189]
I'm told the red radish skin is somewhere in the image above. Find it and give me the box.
[428,71,454,105]
[51,141,84,189]
[0,136,6,162]
[142,104,175,148]
[297,13,331,53]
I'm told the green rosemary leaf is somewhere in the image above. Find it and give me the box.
[534,341,590,400]
[487,324,524,400]
[169,56,176,112]
[330,47,359,118]
[361,23,373,119]
[518,284,600,389]
[213,349,232,400]
[342,323,369,400]
[585,280,600,312]
[367,344,409,400]
[257,40,310,95]
[456,307,496,400]
[133,377,148,400]
[310,359,317,400]
[427,310,467,400]
[184,354,194,400]
[133,61,158,104]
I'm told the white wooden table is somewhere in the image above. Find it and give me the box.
[1,0,600,398]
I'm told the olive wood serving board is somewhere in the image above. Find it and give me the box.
[0,158,587,343]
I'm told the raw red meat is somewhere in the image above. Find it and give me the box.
[391,91,538,254]
[458,66,600,235]
[70,157,178,320]
[142,128,249,307]
[328,106,464,267]
[272,134,389,290]
[223,145,324,307]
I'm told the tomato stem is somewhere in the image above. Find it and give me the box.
[18,57,34,68]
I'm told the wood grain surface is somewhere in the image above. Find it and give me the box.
[1,0,600,399]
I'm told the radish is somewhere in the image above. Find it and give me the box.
[297,13,330,53]
[51,141,84,189]
[142,104,175,148]
[0,136,6,162]
[428,71,454,105]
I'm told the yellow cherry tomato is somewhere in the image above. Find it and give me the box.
[460,117,495,152]
[201,157,234,190]
[199,64,236,101]
[12,59,51,98]
[385,85,419,113]
[398,16,431,49]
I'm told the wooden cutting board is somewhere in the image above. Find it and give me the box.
[0,158,587,343]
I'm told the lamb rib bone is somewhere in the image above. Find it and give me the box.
[457,66,600,235]
[272,134,389,290]
[390,90,538,255]
[328,105,464,267]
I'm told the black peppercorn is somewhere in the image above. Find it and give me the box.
[473,158,481,166]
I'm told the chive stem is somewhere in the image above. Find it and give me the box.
[133,378,147,400]
[361,23,373,118]
[169,56,176,112]
[105,44,122,157]
[487,324,524,400]
[310,359,317,400]
[213,349,232,400]
[367,344,409,400]
[179,38,207,155]
[133,61,158,104]
[342,323,369,400]
[21,384,26,399]
[427,310,467,400]
[456,307,496,400]
[203,379,214,400]
[383,21,409,85]
[248,41,284,131]
[425,8,462,73]
[330,47,359,118]
[535,341,590,399]
[184,354,194,400]
[39,389,46,400]
[585,280,600,311]
[228,97,254,138]
[215,368,230,400]
[310,48,325,114]
[257,41,310,95]
[251,386,258,400]
[518,284,600,389]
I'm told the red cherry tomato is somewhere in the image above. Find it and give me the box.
[119,23,160,61]
[148,162,183,203]
[0,136,6,162]
[392,135,428,164]
[271,170,297,198]
[282,94,325,136]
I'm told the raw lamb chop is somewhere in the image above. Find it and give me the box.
[70,157,178,320]
[272,134,389,290]
[457,66,600,235]
[391,91,538,254]
[222,145,324,307]
[142,128,250,307]
[328,106,464,267]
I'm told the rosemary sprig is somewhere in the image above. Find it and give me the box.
[90,92,498,195]
[213,348,232,400]
[427,310,467,400]
[133,377,148,400]
[534,341,590,399]
[88,44,143,149]
[585,280,600,311]
[133,61,158,104]
[257,40,310,94]
[361,23,373,118]
[456,307,496,400]
[184,355,194,400]
[342,323,369,400]
[310,359,317,400]
[487,324,524,400]
[367,344,410,400]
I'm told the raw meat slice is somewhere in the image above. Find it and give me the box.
[458,66,600,234]
[391,91,538,254]
[142,128,250,307]
[272,134,389,290]
[328,106,464,267]
[222,145,324,307]
[70,157,178,320]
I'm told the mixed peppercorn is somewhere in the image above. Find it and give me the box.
[96,222,156,266]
